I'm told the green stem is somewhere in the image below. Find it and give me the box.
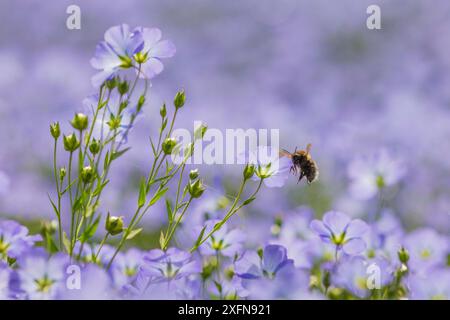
[52,139,63,250]
[94,232,109,261]
[68,151,75,255]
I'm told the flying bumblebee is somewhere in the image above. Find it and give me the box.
[279,144,319,184]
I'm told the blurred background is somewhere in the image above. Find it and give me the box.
[0,0,449,246]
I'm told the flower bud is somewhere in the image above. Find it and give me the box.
[118,81,129,95]
[189,169,199,180]
[243,164,255,180]
[160,104,167,118]
[162,137,178,155]
[81,166,95,184]
[71,113,88,131]
[106,77,117,90]
[173,90,186,109]
[50,122,61,139]
[398,247,409,264]
[59,167,66,181]
[89,139,100,155]
[105,213,124,236]
[194,122,208,140]
[63,133,80,152]
[188,179,205,198]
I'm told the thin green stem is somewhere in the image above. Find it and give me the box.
[52,139,63,250]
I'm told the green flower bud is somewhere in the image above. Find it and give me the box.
[119,101,129,113]
[59,167,66,181]
[194,122,208,140]
[189,169,199,180]
[243,163,255,180]
[106,77,117,90]
[160,103,167,118]
[89,139,100,155]
[81,166,95,184]
[50,122,61,139]
[398,247,410,264]
[162,137,178,155]
[173,90,186,109]
[63,133,80,152]
[118,81,129,95]
[71,113,88,131]
[105,213,124,236]
[188,179,205,198]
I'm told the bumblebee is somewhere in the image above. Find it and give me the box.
[279,144,319,184]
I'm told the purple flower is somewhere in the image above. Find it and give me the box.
[134,27,176,79]
[208,275,249,299]
[110,248,144,289]
[234,244,293,279]
[59,264,114,300]
[139,248,201,283]
[408,269,450,300]
[0,220,41,259]
[243,146,291,188]
[197,220,246,257]
[403,228,448,272]
[0,261,11,299]
[16,250,67,300]
[90,24,144,87]
[347,149,406,200]
[310,211,369,255]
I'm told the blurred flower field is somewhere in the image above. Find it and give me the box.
[0,0,449,300]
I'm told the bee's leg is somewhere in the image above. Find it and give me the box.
[290,165,296,175]
[297,172,304,184]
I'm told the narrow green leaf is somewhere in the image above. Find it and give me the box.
[194,225,207,247]
[126,228,143,240]
[111,147,131,161]
[138,178,147,207]
[62,232,71,254]
[93,179,109,197]
[159,231,165,249]
[166,198,173,224]
[80,216,101,242]
[149,187,169,206]
[242,197,256,206]
[149,137,157,156]
[47,193,60,218]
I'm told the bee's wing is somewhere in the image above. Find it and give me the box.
[279,149,293,159]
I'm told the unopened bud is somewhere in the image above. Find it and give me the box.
[188,179,205,198]
[71,113,88,131]
[50,122,61,139]
[173,90,186,109]
[81,166,95,184]
[160,104,167,118]
[89,139,100,155]
[105,213,124,236]
[118,81,129,95]
[162,137,178,155]
[63,133,80,152]
[189,169,199,180]
[59,167,66,181]
[243,164,255,180]
[398,247,410,264]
